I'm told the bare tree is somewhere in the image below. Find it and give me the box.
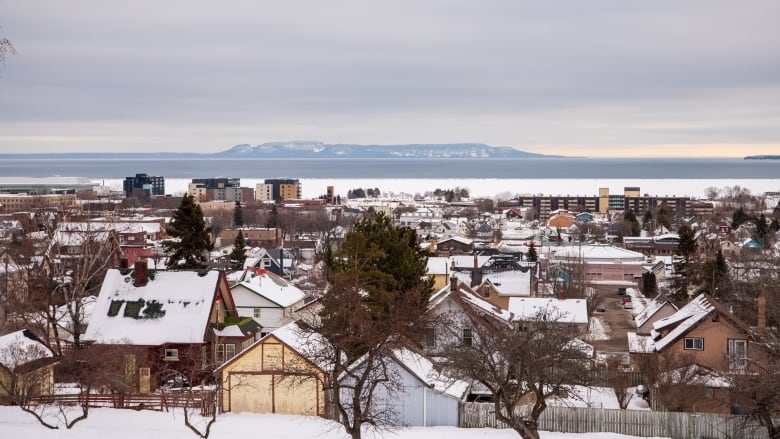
[439,309,591,439]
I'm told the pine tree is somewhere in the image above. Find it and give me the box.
[233,201,244,228]
[164,194,213,269]
[527,241,538,262]
[229,230,247,270]
[624,210,641,236]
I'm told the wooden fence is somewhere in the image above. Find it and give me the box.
[460,403,769,439]
[12,391,216,417]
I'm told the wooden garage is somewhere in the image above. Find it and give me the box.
[217,322,327,416]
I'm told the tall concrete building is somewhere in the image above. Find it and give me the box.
[188,178,252,202]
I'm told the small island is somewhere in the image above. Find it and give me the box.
[744,155,780,160]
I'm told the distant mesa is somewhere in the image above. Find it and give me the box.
[212,141,563,159]
[0,141,564,159]
[744,155,780,160]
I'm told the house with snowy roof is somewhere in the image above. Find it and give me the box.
[632,295,678,336]
[507,297,589,334]
[83,260,253,392]
[230,268,306,336]
[629,294,763,377]
[0,329,57,401]
[435,236,474,256]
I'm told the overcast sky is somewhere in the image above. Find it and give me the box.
[1,1,779,157]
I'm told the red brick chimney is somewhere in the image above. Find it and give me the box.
[134,259,149,287]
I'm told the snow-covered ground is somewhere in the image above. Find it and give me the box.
[0,406,671,439]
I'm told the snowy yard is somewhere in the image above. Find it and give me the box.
[0,406,671,439]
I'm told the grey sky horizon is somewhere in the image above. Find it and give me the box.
[1,1,778,157]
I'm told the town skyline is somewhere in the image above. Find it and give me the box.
[1,1,779,158]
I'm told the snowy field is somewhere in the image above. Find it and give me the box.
[0,406,671,439]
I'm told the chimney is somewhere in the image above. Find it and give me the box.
[450,272,458,293]
[758,293,766,336]
[134,259,149,287]
[119,257,129,269]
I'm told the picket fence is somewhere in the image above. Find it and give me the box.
[460,403,768,439]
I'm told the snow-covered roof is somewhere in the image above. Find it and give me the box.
[425,256,491,275]
[84,269,223,345]
[482,271,532,296]
[507,297,589,324]
[218,321,335,373]
[550,245,645,263]
[0,329,54,371]
[52,229,113,247]
[232,269,305,308]
[627,332,655,353]
[393,347,470,399]
[633,295,675,329]
[651,294,714,351]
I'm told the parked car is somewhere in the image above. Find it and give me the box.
[596,303,607,312]
[623,301,633,309]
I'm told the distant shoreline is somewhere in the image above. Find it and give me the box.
[744,155,780,160]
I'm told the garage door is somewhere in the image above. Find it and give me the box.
[229,374,273,413]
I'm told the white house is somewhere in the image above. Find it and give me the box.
[230,268,306,336]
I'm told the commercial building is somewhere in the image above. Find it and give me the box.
[188,178,253,202]
[257,179,301,202]
[123,173,165,198]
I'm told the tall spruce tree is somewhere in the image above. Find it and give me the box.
[527,241,538,262]
[233,201,244,228]
[229,230,247,270]
[303,211,435,439]
[164,194,213,269]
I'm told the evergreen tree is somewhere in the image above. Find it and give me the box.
[527,241,538,262]
[670,224,698,303]
[676,224,698,259]
[266,204,279,228]
[624,210,641,236]
[321,212,434,355]
[755,213,769,247]
[642,210,653,231]
[642,271,657,296]
[229,230,247,270]
[164,194,213,268]
[732,207,751,229]
[233,201,244,228]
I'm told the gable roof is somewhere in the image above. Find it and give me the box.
[652,293,753,351]
[217,321,334,373]
[84,269,228,345]
[0,329,54,372]
[634,295,677,329]
[391,347,470,399]
[231,269,305,308]
[507,297,589,324]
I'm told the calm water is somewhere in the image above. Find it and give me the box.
[0,157,778,179]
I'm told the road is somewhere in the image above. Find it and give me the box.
[590,291,640,353]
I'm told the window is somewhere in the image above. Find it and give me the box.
[462,328,473,347]
[684,337,703,350]
[423,328,436,349]
[164,348,179,361]
[481,286,490,298]
[728,339,748,372]
[226,344,236,360]
[215,344,225,362]
[253,308,262,319]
